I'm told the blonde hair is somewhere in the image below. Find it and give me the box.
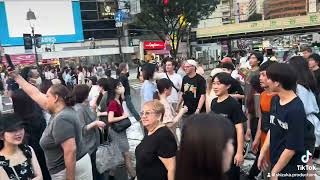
[143,100,165,121]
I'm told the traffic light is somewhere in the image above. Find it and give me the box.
[34,34,42,48]
[23,34,33,50]
[164,0,169,6]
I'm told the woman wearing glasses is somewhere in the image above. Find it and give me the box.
[135,100,177,180]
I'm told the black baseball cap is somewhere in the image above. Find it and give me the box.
[0,113,25,133]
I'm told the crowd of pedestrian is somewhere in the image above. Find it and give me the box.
[0,47,319,180]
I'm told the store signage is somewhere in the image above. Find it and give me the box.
[144,41,165,50]
[1,54,35,65]
[99,1,116,20]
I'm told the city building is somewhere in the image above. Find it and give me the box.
[219,0,234,24]
[80,0,118,39]
[236,0,249,22]
[197,3,223,28]
[264,0,307,20]
[198,0,251,28]
[248,0,264,20]
[308,0,319,13]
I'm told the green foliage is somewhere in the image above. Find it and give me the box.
[136,0,219,58]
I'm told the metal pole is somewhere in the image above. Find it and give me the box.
[118,26,124,62]
[32,27,43,79]
[116,0,124,62]
[32,27,39,67]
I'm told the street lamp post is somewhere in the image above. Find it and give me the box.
[26,9,42,76]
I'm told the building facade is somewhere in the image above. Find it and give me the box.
[248,0,264,19]
[221,0,234,24]
[233,0,250,23]
[264,0,307,20]
[80,0,118,39]
[197,3,223,28]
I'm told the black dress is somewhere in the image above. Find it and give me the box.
[0,144,35,180]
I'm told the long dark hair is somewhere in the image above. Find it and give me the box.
[106,78,123,107]
[96,78,110,105]
[289,56,318,93]
[175,113,234,180]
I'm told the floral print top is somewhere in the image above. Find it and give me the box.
[0,144,34,180]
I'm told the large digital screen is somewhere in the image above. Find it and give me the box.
[0,0,83,46]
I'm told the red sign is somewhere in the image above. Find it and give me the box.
[2,54,36,65]
[144,41,165,50]
[164,0,169,6]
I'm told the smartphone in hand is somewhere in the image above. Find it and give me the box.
[4,54,15,70]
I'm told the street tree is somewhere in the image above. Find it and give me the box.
[136,0,219,58]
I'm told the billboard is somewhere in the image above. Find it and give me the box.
[0,0,83,46]
[196,13,320,38]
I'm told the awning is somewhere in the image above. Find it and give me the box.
[42,47,135,59]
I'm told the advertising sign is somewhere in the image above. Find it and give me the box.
[0,0,83,46]
[1,54,35,65]
[143,41,166,50]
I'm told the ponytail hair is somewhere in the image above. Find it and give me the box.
[153,91,160,100]
[50,84,75,106]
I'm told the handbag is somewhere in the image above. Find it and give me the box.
[95,130,124,173]
[111,117,132,132]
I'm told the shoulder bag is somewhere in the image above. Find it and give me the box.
[166,73,179,92]
[110,101,132,132]
[96,129,124,173]
[111,118,132,132]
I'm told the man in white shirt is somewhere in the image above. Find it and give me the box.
[77,66,85,84]
[44,68,55,80]
[159,58,182,109]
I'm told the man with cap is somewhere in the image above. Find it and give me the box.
[176,59,206,117]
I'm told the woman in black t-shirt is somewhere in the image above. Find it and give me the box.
[135,100,177,180]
